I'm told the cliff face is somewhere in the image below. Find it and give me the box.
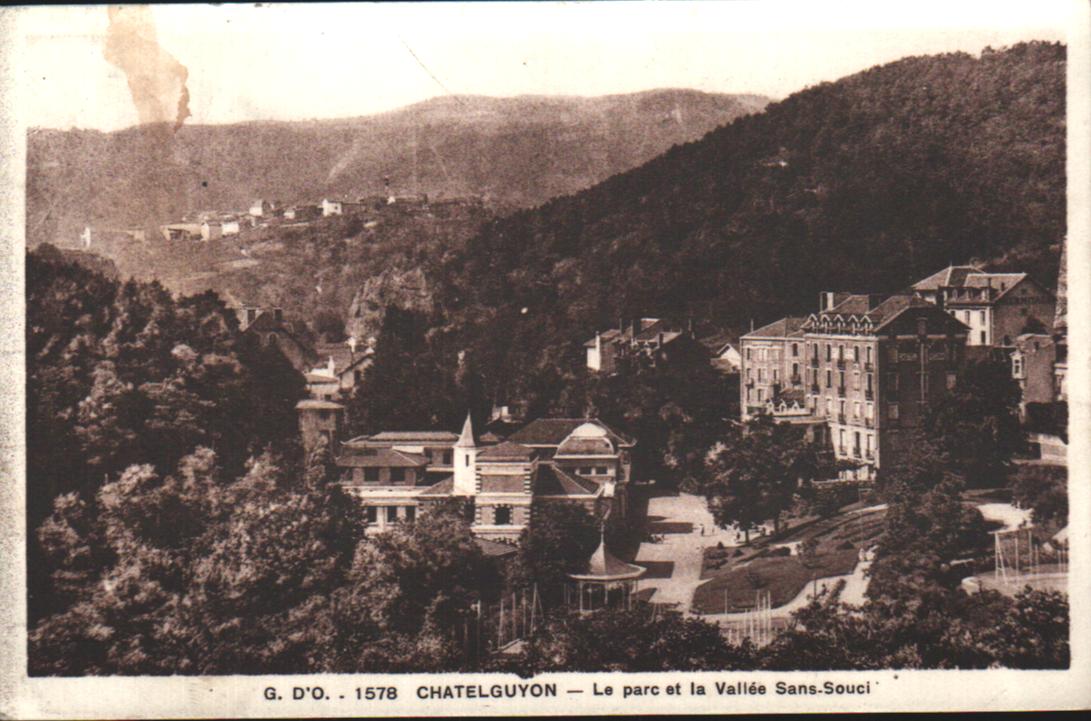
[346,266,435,341]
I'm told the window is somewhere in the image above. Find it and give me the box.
[888,403,900,420]
[494,506,513,525]
[853,346,860,362]
[979,330,987,344]
[792,343,799,357]
[442,450,453,465]
[866,347,873,364]
[838,370,845,388]
[838,345,844,360]
[386,506,398,523]
[746,348,752,360]
[390,467,405,483]
[853,401,861,418]
[866,434,874,451]
[465,454,471,467]
[595,466,608,475]
[866,402,874,419]
[866,374,873,392]
[792,362,799,379]
[405,506,416,522]
[773,368,779,382]
[364,467,379,483]
[826,344,832,361]
[839,400,846,416]
[746,388,752,402]
[366,506,377,523]
[812,344,819,359]
[979,310,986,323]
[853,371,861,390]
[826,369,832,387]
[825,398,832,415]
[758,368,764,382]
[464,500,476,523]
[757,388,764,402]
[946,371,958,390]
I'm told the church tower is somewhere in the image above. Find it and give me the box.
[453,412,477,496]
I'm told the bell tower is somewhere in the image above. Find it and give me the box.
[453,412,477,496]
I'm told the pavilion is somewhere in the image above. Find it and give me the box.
[567,531,646,612]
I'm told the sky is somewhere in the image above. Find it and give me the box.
[14,1,1074,132]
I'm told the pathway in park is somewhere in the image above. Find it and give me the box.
[633,492,730,612]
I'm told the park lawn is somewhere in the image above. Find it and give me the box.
[692,508,887,613]
[691,547,861,613]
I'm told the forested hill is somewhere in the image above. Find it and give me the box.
[436,42,1065,405]
[26,89,768,247]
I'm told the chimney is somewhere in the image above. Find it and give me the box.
[347,335,358,356]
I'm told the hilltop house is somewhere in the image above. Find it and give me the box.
[585,318,704,373]
[236,305,317,374]
[334,414,636,542]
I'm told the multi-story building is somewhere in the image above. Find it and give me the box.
[802,292,970,479]
[911,265,1055,347]
[333,414,636,541]
[739,317,807,421]
[1011,333,1058,420]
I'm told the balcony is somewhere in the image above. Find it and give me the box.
[865,449,875,460]
[853,447,862,459]
[790,375,802,386]
[864,362,874,372]
[810,383,820,393]
[809,357,820,368]
[837,385,846,397]
[745,380,754,388]
[836,358,846,369]
[864,417,873,428]
[865,389,874,401]
[837,413,847,425]
[838,445,847,456]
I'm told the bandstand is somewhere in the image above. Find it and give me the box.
[567,532,646,612]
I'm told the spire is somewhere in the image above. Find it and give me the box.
[456,411,476,448]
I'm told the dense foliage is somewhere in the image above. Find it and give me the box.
[432,43,1064,414]
[27,249,305,621]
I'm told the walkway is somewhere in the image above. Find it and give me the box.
[633,492,726,611]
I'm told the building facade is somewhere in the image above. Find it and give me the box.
[802,292,969,479]
[334,415,636,542]
[739,317,807,421]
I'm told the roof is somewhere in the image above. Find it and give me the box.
[507,418,635,448]
[555,435,616,457]
[569,534,646,581]
[912,265,983,291]
[743,316,807,339]
[534,464,598,496]
[368,431,459,443]
[477,441,535,461]
[456,413,476,448]
[306,372,338,384]
[336,447,429,468]
[314,343,372,376]
[584,318,671,346]
[295,399,344,410]
[416,475,455,497]
[475,538,518,558]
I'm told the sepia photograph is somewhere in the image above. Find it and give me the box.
[2,1,1088,716]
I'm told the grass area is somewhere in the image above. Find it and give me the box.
[692,547,861,613]
[692,508,886,613]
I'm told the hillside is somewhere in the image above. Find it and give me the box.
[433,42,1065,407]
[26,89,769,247]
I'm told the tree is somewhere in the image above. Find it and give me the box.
[314,309,347,342]
[1010,464,1067,528]
[925,357,1022,488]
[509,502,600,600]
[516,607,755,673]
[686,413,818,542]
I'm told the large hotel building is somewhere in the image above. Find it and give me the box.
[742,290,971,480]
